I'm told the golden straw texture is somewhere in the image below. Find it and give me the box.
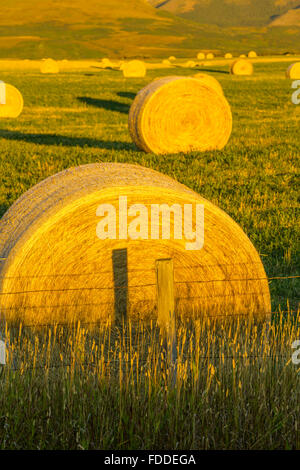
[230,59,253,76]
[128,76,232,155]
[0,163,271,324]
[0,83,23,118]
[122,60,146,78]
[248,51,257,58]
[286,63,300,79]
[193,73,224,95]
[40,59,59,74]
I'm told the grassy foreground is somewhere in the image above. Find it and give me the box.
[0,59,299,449]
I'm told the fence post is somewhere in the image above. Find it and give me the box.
[156,258,177,385]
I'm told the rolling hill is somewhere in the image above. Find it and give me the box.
[0,0,300,58]
[148,0,300,27]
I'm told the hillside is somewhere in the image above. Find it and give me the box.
[148,0,300,27]
[270,5,300,25]
[1,0,300,58]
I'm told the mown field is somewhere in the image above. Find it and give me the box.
[0,60,299,449]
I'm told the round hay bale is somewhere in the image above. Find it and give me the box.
[101,58,113,69]
[128,76,232,155]
[0,83,23,118]
[225,53,233,59]
[185,61,196,68]
[122,60,146,78]
[239,54,246,58]
[162,59,171,66]
[206,53,214,59]
[40,58,59,74]
[230,59,253,76]
[286,62,300,79]
[248,51,257,58]
[0,162,271,325]
[168,56,176,61]
[197,52,205,60]
[193,73,223,95]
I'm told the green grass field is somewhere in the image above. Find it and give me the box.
[0,60,299,449]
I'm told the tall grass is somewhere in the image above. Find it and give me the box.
[0,310,299,449]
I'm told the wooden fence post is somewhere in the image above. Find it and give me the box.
[156,258,177,385]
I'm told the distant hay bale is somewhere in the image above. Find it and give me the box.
[0,82,23,118]
[168,56,176,61]
[206,53,214,59]
[286,62,300,79]
[101,58,113,69]
[230,59,253,76]
[197,52,205,60]
[128,76,232,155]
[40,58,59,74]
[122,60,146,78]
[248,51,257,58]
[225,53,233,59]
[185,60,196,68]
[239,54,246,58]
[193,73,223,95]
[0,162,271,325]
[162,59,171,66]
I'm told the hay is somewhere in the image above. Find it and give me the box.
[0,83,23,118]
[225,53,233,59]
[185,61,196,68]
[248,51,257,58]
[128,76,232,155]
[122,60,146,78]
[239,54,246,58]
[197,52,205,60]
[193,73,223,95]
[169,56,176,61]
[286,62,300,79]
[0,162,271,325]
[100,58,113,69]
[206,53,214,59]
[162,59,171,66]
[230,59,253,76]
[40,58,59,74]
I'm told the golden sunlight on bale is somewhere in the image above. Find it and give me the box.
[122,60,146,78]
[185,61,196,68]
[40,58,59,74]
[0,163,271,325]
[197,52,205,60]
[248,51,257,58]
[225,53,233,59]
[128,76,232,155]
[193,73,223,95]
[286,62,300,79]
[206,53,214,59]
[0,83,23,118]
[230,59,253,76]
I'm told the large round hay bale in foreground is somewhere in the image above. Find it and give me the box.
[286,62,300,79]
[122,60,146,78]
[248,51,257,58]
[193,73,223,95]
[0,163,271,325]
[128,76,232,155]
[40,58,59,74]
[230,59,253,76]
[0,83,23,118]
